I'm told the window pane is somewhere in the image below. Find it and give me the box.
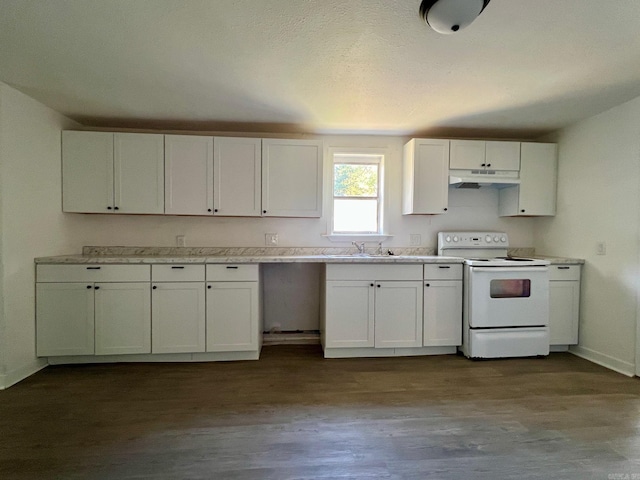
[490,279,531,298]
[334,164,378,197]
[333,199,378,233]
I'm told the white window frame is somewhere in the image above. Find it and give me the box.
[325,147,392,242]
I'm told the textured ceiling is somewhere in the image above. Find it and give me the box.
[1,0,640,138]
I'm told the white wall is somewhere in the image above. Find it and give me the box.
[535,96,640,376]
[0,83,80,388]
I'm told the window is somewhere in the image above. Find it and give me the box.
[332,153,383,234]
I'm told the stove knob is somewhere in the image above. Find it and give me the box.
[445,235,451,242]
[501,236,507,243]
[453,236,459,242]
[485,235,492,243]
[493,235,500,242]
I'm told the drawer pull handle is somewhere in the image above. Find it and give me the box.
[86,267,101,270]
[226,266,239,269]
[557,266,570,270]
[171,266,185,269]
[438,266,451,269]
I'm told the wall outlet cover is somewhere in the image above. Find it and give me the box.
[265,233,278,246]
[176,235,186,247]
[410,234,421,246]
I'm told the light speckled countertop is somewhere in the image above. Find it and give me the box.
[34,246,584,265]
[34,254,465,265]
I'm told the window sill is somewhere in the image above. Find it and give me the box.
[322,234,394,243]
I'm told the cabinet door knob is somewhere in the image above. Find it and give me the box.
[214,209,218,213]
[87,285,92,289]
[152,286,157,289]
[370,283,374,287]
[107,206,112,210]
[521,209,525,213]
[207,285,212,289]
[207,208,212,212]
[94,286,100,290]
[263,210,267,214]
[114,206,119,211]
[481,163,486,167]
[487,163,491,167]
[443,207,448,211]
[377,284,381,288]
[425,283,430,287]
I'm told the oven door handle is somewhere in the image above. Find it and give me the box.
[469,266,548,273]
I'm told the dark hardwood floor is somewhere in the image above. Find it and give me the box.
[1,346,640,479]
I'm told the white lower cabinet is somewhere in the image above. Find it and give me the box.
[549,265,581,346]
[36,265,151,357]
[205,264,260,352]
[152,282,206,354]
[423,265,463,346]
[151,265,206,354]
[374,281,423,348]
[94,282,151,355]
[36,282,95,356]
[324,265,423,350]
[325,281,375,348]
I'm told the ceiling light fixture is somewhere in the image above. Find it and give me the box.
[419,0,491,34]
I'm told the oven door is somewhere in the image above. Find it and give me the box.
[467,266,549,328]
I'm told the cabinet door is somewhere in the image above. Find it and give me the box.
[423,280,462,346]
[36,283,95,356]
[164,135,213,215]
[152,282,206,353]
[485,141,520,171]
[214,137,262,216]
[374,281,423,348]
[62,131,114,213]
[449,140,485,170]
[206,282,259,352]
[261,139,323,217]
[518,143,557,216]
[114,133,164,214]
[402,139,449,214]
[549,280,579,345]
[94,282,151,355]
[325,281,375,348]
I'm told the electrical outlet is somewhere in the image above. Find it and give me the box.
[596,241,606,255]
[265,233,278,246]
[176,235,186,247]
[410,234,421,246]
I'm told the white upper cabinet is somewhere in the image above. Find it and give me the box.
[63,131,164,214]
[485,141,521,171]
[450,140,520,171]
[261,138,323,217]
[164,135,214,215]
[114,133,165,214]
[402,139,449,215]
[62,131,114,213]
[498,142,557,216]
[214,137,262,216]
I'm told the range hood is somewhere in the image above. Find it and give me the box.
[449,169,520,189]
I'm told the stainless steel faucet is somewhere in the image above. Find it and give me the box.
[376,242,384,255]
[352,241,366,254]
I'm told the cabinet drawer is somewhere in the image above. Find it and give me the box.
[206,264,259,281]
[152,264,205,282]
[37,264,150,283]
[326,264,422,281]
[549,265,581,281]
[424,264,462,280]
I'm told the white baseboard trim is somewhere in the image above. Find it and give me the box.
[570,345,635,377]
[0,358,48,390]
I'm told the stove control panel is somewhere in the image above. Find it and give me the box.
[438,231,509,249]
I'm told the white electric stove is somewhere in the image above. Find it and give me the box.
[438,231,550,359]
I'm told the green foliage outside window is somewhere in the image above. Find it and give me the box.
[334,164,378,197]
